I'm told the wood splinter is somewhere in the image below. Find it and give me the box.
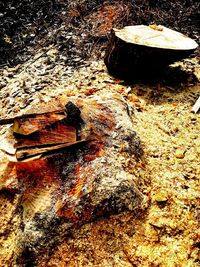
[191,96,200,114]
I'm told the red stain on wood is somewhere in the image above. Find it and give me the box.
[0,96,122,222]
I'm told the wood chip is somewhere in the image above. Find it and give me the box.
[191,96,200,114]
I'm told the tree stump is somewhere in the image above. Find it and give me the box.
[104,25,198,79]
[0,93,144,265]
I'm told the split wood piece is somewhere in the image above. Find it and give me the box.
[13,113,66,135]
[16,140,89,160]
[0,111,65,126]
[191,96,200,114]
[0,138,16,155]
[104,25,198,79]
[0,97,68,125]
[15,122,77,148]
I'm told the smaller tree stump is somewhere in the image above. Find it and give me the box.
[104,25,198,79]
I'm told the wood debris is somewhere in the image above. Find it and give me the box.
[191,96,200,113]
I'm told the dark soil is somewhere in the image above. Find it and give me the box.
[0,0,199,68]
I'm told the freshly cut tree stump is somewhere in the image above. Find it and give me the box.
[104,25,199,79]
[0,93,143,265]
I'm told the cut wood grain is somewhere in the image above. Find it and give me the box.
[13,113,66,135]
[0,111,65,125]
[15,122,77,148]
[16,140,89,160]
